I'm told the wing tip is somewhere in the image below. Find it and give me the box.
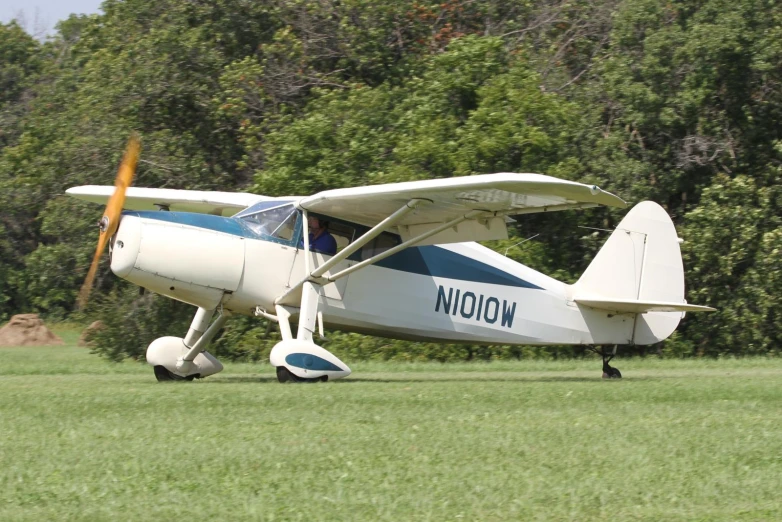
[605,193,628,208]
[65,185,98,199]
[66,184,106,193]
[590,185,627,208]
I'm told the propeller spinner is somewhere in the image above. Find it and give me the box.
[77,135,140,308]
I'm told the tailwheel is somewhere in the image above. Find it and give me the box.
[153,365,198,382]
[276,366,328,384]
[588,345,622,379]
[602,360,622,379]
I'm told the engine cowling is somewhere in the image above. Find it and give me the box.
[111,212,246,309]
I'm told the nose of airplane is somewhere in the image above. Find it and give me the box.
[107,212,246,299]
[110,214,142,278]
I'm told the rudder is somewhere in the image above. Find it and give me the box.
[573,201,686,344]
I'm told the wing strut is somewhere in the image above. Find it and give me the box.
[268,198,442,379]
[274,198,428,306]
[309,198,428,278]
[325,209,485,282]
[266,200,505,382]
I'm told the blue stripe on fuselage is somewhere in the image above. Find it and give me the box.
[376,246,543,289]
[122,211,254,238]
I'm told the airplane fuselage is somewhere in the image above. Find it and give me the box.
[111,210,640,346]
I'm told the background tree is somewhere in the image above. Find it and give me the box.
[1,0,780,359]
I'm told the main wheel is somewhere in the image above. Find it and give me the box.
[602,366,622,379]
[276,366,328,383]
[275,366,297,383]
[154,365,197,382]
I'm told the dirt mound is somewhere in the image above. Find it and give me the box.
[0,314,63,347]
[78,321,105,347]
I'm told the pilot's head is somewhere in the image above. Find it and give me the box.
[308,215,324,232]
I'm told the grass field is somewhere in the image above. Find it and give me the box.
[1,336,781,521]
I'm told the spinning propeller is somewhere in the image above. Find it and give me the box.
[77,135,140,308]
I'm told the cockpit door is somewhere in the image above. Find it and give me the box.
[287,252,355,301]
[286,215,357,301]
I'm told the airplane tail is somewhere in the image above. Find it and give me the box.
[571,201,712,345]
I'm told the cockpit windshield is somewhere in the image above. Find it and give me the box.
[239,203,298,242]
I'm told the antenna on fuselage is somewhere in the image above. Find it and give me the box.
[503,234,539,257]
[577,226,614,233]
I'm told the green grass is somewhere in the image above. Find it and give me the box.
[1,341,781,521]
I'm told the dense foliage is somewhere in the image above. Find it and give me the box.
[1,0,780,360]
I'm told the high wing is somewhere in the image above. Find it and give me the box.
[66,185,272,217]
[298,173,626,245]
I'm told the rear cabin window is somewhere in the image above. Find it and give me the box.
[324,221,356,252]
[292,213,402,259]
[361,233,400,260]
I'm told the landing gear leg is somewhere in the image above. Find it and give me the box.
[146,306,228,382]
[175,309,230,375]
[601,345,622,379]
[589,345,622,379]
[269,284,351,382]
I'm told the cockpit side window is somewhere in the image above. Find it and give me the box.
[295,215,355,255]
[240,203,299,243]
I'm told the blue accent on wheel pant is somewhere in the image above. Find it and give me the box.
[375,246,543,289]
[285,353,344,372]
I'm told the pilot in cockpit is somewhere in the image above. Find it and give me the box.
[301,215,337,255]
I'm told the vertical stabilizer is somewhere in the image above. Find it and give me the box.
[573,201,686,344]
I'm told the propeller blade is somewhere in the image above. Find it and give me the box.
[77,135,140,308]
[78,231,111,309]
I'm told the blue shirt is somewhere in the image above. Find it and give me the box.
[301,230,337,255]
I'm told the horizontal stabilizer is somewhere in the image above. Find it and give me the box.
[574,296,716,314]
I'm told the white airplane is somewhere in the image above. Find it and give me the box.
[68,137,714,382]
